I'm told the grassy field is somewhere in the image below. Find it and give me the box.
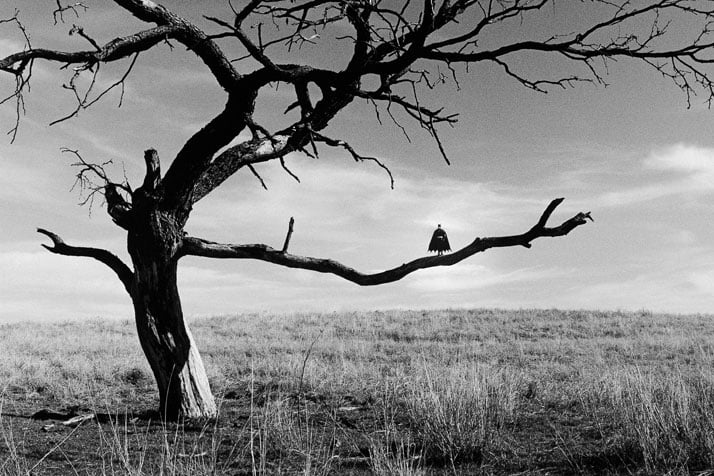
[2,308,714,475]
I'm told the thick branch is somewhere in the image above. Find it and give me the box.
[189,86,373,205]
[180,198,592,286]
[112,0,241,91]
[37,228,134,293]
[1,2,241,97]
[187,70,362,205]
[0,25,176,71]
[190,132,291,204]
[160,95,252,215]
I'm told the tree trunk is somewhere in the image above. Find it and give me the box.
[128,209,217,420]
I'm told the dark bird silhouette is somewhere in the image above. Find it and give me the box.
[428,224,451,255]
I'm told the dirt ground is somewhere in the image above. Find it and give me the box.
[1,383,640,475]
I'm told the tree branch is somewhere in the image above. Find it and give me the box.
[190,132,291,205]
[204,15,281,73]
[63,147,133,228]
[49,52,139,126]
[309,130,395,188]
[0,10,32,142]
[53,1,88,25]
[1,2,241,118]
[37,228,134,293]
[282,216,295,253]
[159,94,253,215]
[180,198,592,286]
[112,0,241,91]
[0,25,176,71]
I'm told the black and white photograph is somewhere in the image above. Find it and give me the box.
[1,1,714,474]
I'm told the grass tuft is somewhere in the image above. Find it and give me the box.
[403,364,518,467]
[597,369,714,473]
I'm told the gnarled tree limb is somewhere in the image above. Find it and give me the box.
[190,132,292,204]
[179,198,592,286]
[37,228,134,293]
[113,0,241,91]
[0,25,177,70]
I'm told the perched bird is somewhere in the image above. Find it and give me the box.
[428,224,451,255]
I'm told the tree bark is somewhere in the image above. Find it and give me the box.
[128,205,216,420]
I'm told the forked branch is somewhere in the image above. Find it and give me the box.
[63,148,133,227]
[49,52,139,126]
[180,198,592,286]
[0,10,31,142]
[53,1,88,24]
[37,228,134,293]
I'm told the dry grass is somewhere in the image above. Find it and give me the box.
[587,369,714,473]
[2,308,714,474]
[403,365,519,467]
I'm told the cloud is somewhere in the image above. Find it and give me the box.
[0,250,131,322]
[0,38,27,58]
[407,264,570,292]
[552,272,714,314]
[0,152,58,206]
[139,63,219,89]
[647,143,714,176]
[595,144,714,207]
[190,158,545,235]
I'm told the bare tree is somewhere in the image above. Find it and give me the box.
[2,0,713,419]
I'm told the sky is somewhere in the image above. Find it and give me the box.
[1,1,713,322]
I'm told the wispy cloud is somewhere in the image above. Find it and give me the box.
[407,264,570,292]
[187,158,550,272]
[595,144,714,208]
[553,271,714,314]
[0,38,28,57]
[0,250,130,322]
